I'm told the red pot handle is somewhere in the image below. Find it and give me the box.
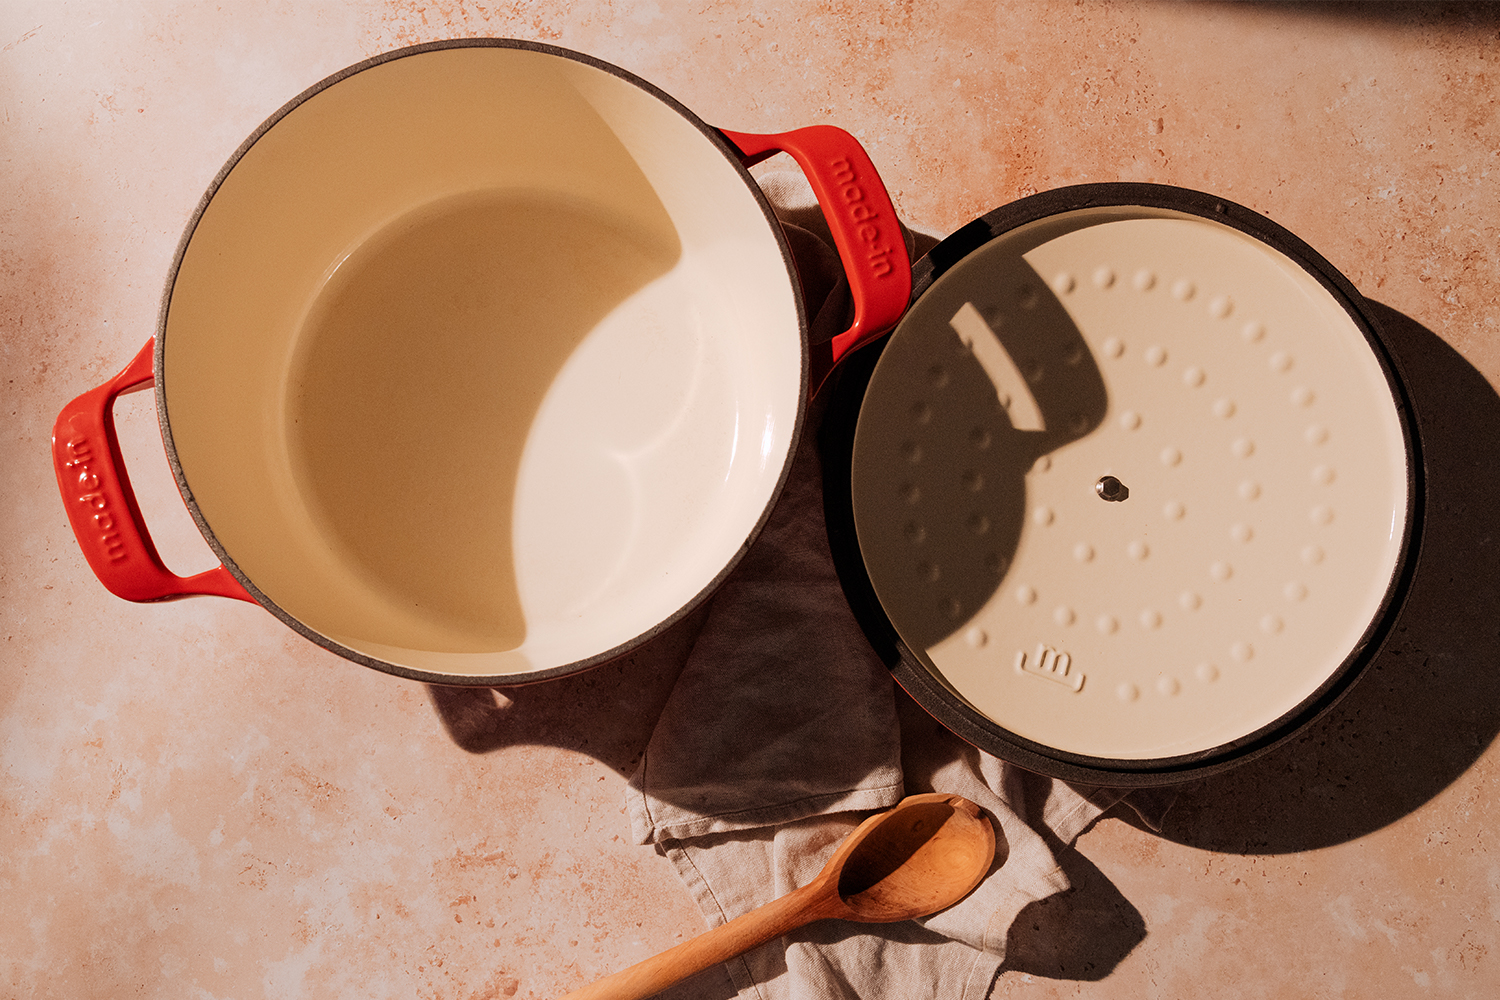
[719,125,912,395]
[51,337,256,604]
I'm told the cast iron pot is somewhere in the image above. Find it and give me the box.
[52,38,910,684]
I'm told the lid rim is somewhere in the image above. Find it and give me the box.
[826,181,1424,785]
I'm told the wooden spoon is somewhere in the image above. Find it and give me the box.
[557,792,997,1000]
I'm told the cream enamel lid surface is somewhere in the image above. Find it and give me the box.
[852,210,1409,760]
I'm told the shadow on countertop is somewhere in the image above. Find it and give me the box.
[1000,767,1149,982]
[1140,299,1500,855]
[1232,1,1500,28]
[425,603,707,777]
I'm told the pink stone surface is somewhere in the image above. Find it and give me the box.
[3,3,1498,998]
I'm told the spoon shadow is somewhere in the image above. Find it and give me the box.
[1001,839,1147,981]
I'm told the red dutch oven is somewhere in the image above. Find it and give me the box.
[52,39,910,684]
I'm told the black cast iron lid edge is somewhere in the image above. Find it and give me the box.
[824,181,1425,785]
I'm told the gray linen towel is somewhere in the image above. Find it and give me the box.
[626,173,1173,999]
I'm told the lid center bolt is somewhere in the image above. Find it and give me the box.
[1096,475,1129,502]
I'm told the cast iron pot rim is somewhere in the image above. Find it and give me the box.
[823,181,1424,787]
[154,37,811,688]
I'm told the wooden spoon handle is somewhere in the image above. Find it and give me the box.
[556,881,839,1000]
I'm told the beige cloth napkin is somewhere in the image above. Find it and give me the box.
[626,173,1172,999]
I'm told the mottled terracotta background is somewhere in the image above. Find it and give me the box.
[3,3,1498,998]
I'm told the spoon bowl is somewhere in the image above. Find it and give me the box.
[835,795,997,921]
[557,793,996,1000]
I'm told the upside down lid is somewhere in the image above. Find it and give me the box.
[844,184,1418,778]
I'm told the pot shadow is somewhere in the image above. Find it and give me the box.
[1140,299,1500,854]
[425,602,708,776]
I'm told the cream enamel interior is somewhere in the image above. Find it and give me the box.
[162,46,803,677]
[853,210,1409,760]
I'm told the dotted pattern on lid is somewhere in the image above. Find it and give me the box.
[851,214,1409,760]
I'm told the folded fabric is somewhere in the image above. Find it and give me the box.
[626,172,1174,999]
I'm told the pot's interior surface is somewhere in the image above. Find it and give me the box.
[853,208,1410,760]
[162,44,803,677]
